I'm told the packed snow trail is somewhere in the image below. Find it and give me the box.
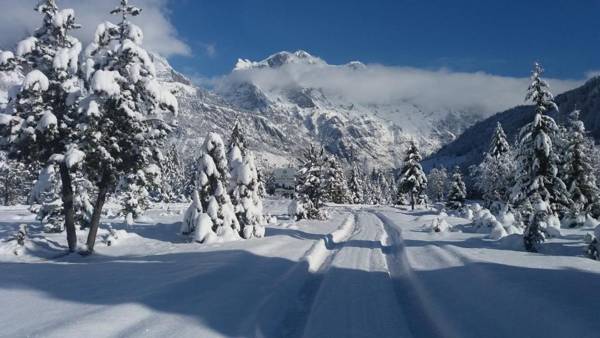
[300,212,414,338]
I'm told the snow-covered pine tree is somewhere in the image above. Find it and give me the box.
[30,164,64,232]
[426,167,448,202]
[0,0,83,251]
[194,132,240,240]
[524,194,550,252]
[446,166,467,209]
[370,169,388,205]
[0,151,34,205]
[398,141,428,210]
[321,156,350,204]
[473,122,515,212]
[227,123,264,239]
[256,168,268,198]
[291,145,326,220]
[489,122,511,158]
[73,174,93,230]
[156,145,186,202]
[120,167,159,225]
[347,164,365,204]
[80,0,178,253]
[512,63,570,252]
[181,190,202,235]
[562,110,600,225]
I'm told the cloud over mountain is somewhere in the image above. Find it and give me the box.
[215,51,582,116]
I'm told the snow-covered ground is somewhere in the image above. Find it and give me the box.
[1,199,600,338]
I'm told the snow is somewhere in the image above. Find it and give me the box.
[16,37,37,57]
[53,42,82,72]
[0,51,14,65]
[64,147,85,169]
[2,202,600,337]
[91,70,124,96]
[0,113,12,126]
[36,111,57,131]
[52,9,76,28]
[193,213,215,243]
[22,70,49,92]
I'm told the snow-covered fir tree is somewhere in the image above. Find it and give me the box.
[119,168,158,225]
[30,165,64,232]
[488,122,511,158]
[398,141,428,210]
[227,122,265,239]
[426,167,448,202]
[0,0,83,251]
[192,132,240,241]
[524,194,555,252]
[347,163,365,204]
[79,0,178,253]
[157,144,186,202]
[73,174,94,230]
[370,169,390,205]
[0,151,34,206]
[562,110,600,225]
[512,63,570,252]
[291,145,326,220]
[473,122,516,212]
[446,166,467,209]
[321,156,350,204]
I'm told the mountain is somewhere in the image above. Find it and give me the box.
[209,50,492,167]
[153,54,298,169]
[424,76,600,171]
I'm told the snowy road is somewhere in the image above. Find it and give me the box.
[1,203,600,337]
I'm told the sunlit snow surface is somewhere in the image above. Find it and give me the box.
[1,199,600,338]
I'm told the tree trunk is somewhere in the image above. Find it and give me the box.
[85,175,110,254]
[59,163,77,252]
[410,192,415,210]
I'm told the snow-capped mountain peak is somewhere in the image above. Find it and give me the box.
[235,50,326,71]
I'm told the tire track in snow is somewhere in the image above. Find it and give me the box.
[299,211,414,338]
[250,213,359,338]
[374,211,460,338]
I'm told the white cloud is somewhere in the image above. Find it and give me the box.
[215,60,583,116]
[0,0,190,57]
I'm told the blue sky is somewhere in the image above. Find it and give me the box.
[167,0,600,79]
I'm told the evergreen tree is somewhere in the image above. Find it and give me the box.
[0,151,34,206]
[321,156,350,204]
[398,141,428,210]
[30,165,64,232]
[370,169,388,205]
[347,164,365,204]
[73,174,93,230]
[158,144,186,202]
[489,122,511,158]
[562,110,600,224]
[194,132,240,238]
[120,167,159,225]
[80,0,178,253]
[446,166,467,209]
[523,194,550,252]
[0,0,83,251]
[426,167,448,202]
[291,145,326,220]
[512,63,570,252]
[473,123,515,212]
[227,123,264,239]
